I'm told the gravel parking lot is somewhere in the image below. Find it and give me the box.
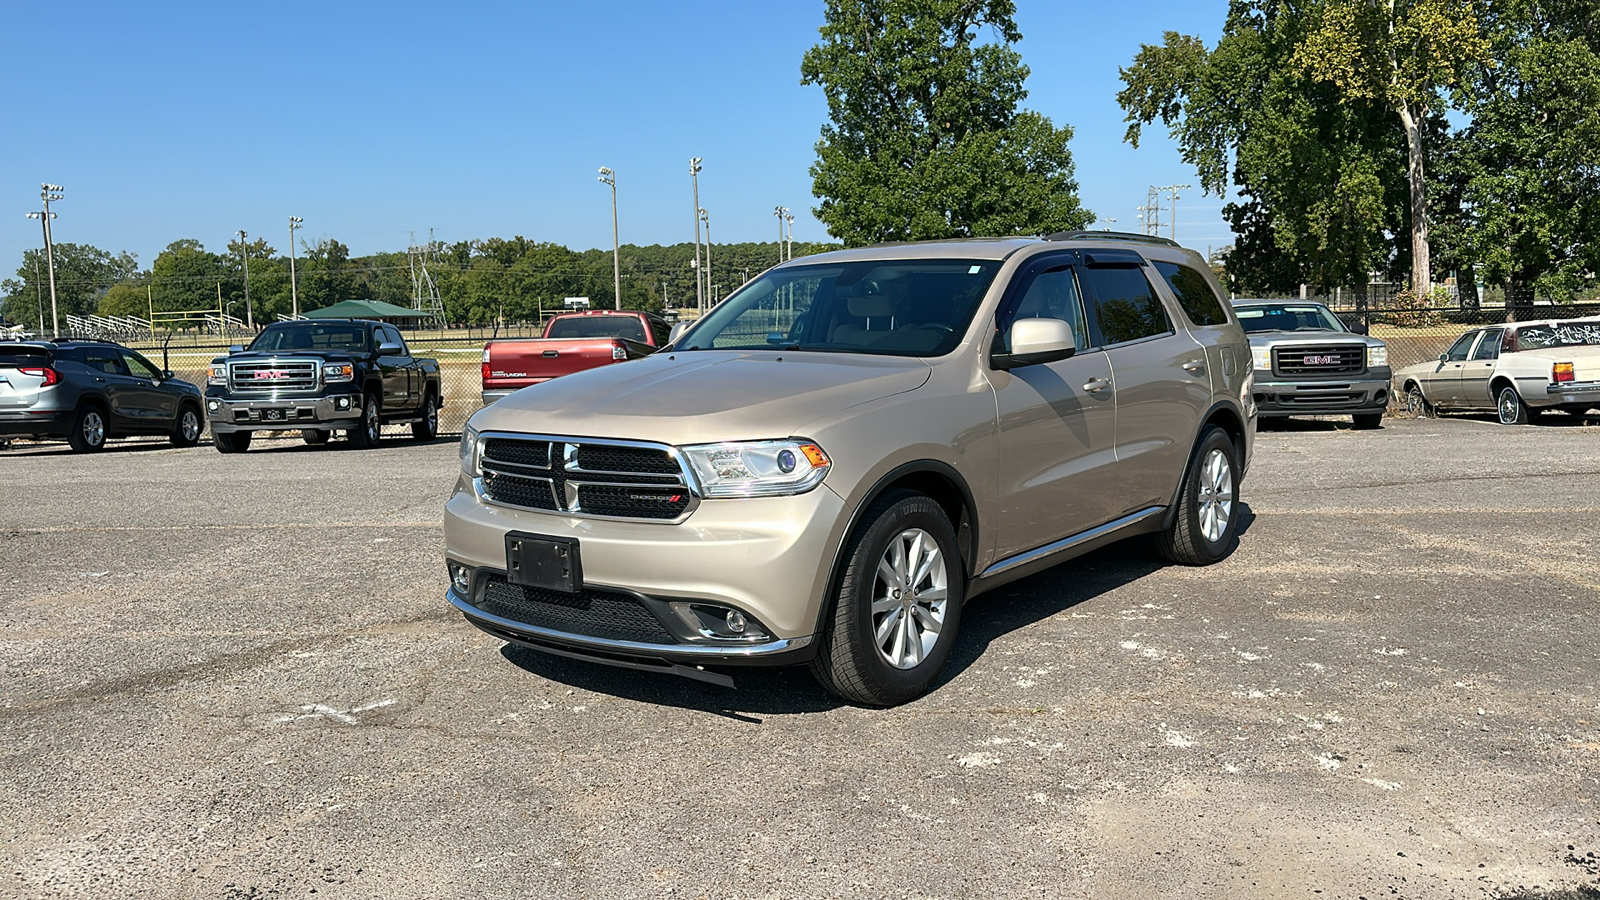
[3,417,1599,899]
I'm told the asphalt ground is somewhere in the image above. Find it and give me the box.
[2,415,1599,900]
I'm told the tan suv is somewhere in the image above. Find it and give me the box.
[445,232,1256,705]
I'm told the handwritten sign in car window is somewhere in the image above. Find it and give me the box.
[1515,322,1600,351]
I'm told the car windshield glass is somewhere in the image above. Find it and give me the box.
[1233,304,1347,333]
[546,316,647,342]
[249,324,370,353]
[675,258,1003,357]
[1514,321,1600,350]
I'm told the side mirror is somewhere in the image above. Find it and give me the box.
[1438,353,1448,363]
[377,342,402,355]
[994,318,1077,370]
[668,322,691,344]
[162,370,175,380]
[229,344,244,353]
[1349,320,1369,335]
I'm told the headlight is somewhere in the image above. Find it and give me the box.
[681,439,830,498]
[1251,347,1272,372]
[207,365,227,385]
[323,363,354,382]
[1367,345,1387,368]
[460,425,481,477]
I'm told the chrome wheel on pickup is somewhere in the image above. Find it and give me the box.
[412,390,438,441]
[349,392,381,448]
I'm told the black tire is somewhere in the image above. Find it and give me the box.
[1404,384,1432,418]
[214,431,251,454]
[1496,384,1530,426]
[1156,426,1242,566]
[170,404,203,447]
[411,390,438,441]
[301,429,330,445]
[67,404,109,453]
[349,392,381,449]
[1352,412,1383,430]
[809,491,965,707]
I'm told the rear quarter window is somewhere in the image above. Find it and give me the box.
[0,347,52,366]
[1153,261,1229,327]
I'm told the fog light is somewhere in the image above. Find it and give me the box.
[448,563,471,595]
[206,399,220,412]
[335,396,352,410]
[725,610,747,634]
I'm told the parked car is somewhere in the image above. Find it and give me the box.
[0,340,204,452]
[205,319,442,452]
[445,232,1256,706]
[480,309,670,404]
[1230,299,1390,429]
[1394,317,1600,424]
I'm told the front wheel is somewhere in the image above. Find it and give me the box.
[1405,384,1432,418]
[1352,412,1383,430]
[1496,385,1530,426]
[301,429,330,446]
[411,391,438,441]
[67,405,108,453]
[214,431,251,454]
[810,491,965,707]
[1156,426,1241,566]
[170,405,202,447]
[348,392,381,448]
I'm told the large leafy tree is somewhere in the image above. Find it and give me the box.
[1,243,139,326]
[801,0,1091,245]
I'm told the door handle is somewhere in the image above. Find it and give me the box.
[94,377,106,383]
[1083,377,1111,393]
[1181,359,1206,374]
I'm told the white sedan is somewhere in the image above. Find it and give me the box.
[1394,318,1600,424]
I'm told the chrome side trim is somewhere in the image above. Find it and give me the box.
[978,506,1165,580]
[447,588,812,659]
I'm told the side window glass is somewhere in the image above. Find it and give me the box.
[122,352,159,379]
[1471,329,1503,360]
[85,352,128,376]
[1445,332,1477,361]
[996,266,1089,353]
[650,320,671,346]
[1080,266,1173,345]
[1152,261,1228,326]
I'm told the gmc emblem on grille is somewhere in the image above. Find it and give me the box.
[253,370,291,380]
[1302,355,1339,365]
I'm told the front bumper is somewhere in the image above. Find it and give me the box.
[0,408,72,437]
[1253,370,1391,416]
[205,392,362,433]
[443,476,845,661]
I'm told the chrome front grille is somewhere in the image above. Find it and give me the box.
[1272,344,1366,377]
[478,434,697,522]
[228,358,320,393]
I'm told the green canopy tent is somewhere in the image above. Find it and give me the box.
[300,300,433,326]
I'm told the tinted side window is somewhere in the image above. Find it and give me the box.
[649,319,671,346]
[1080,266,1173,345]
[1471,328,1503,361]
[1445,332,1477,361]
[995,266,1090,353]
[1152,261,1228,327]
[84,351,128,376]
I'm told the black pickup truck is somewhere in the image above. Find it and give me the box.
[205,319,442,453]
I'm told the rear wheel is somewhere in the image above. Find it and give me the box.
[810,491,965,707]
[1352,412,1383,430]
[214,431,251,454]
[1496,384,1530,426]
[67,405,108,453]
[411,390,438,441]
[170,405,202,447]
[301,429,330,445]
[1156,426,1241,566]
[349,392,381,449]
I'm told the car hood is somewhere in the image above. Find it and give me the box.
[472,350,932,445]
[1246,332,1384,349]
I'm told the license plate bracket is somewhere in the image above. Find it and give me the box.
[505,532,582,594]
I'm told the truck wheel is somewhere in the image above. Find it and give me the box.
[1156,426,1241,566]
[214,432,251,454]
[411,390,438,441]
[809,490,965,707]
[301,429,330,445]
[67,404,108,453]
[349,392,381,448]
[170,405,202,447]
[1496,384,1530,425]
[1352,412,1383,430]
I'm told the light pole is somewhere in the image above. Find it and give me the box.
[288,216,303,318]
[699,208,713,306]
[25,184,63,338]
[774,206,787,264]
[1158,184,1192,241]
[598,167,620,309]
[237,230,253,329]
[785,211,795,261]
[689,157,704,316]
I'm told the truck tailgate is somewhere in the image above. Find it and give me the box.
[483,339,632,392]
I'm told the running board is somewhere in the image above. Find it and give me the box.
[978,506,1166,581]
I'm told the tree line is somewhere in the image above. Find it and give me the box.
[0,237,830,330]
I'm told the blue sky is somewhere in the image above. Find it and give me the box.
[0,1,1234,273]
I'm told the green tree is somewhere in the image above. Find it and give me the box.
[150,239,228,316]
[801,0,1091,245]
[1,243,139,326]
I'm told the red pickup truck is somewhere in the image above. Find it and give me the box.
[480,310,673,404]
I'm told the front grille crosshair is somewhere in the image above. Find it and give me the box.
[478,433,697,522]
[1272,344,1367,377]
[476,575,678,644]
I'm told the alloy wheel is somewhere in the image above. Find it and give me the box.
[870,528,949,670]
[1196,447,1233,543]
[83,411,105,447]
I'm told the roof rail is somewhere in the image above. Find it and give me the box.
[1045,230,1181,247]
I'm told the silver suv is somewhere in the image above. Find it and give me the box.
[445,233,1256,705]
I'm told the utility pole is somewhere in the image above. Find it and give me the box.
[25,184,63,338]
[689,157,704,316]
[598,167,620,309]
[1158,184,1192,241]
[237,230,252,329]
[33,254,44,335]
[774,206,788,263]
[288,216,303,318]
[699,208,712,306]
[1139,187,1162,236]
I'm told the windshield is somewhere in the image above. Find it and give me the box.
[1513,321,1600,351]
[546,315,647,342]
[676,258,1003,357]
[1234,303,1348,334]
[249,323,370,353]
